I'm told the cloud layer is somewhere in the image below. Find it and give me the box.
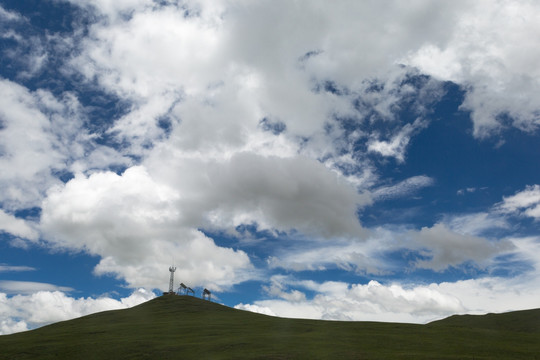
[1,0,540,331]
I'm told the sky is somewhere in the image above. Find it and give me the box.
[1,0,540,334]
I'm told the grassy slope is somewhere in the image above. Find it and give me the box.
[0,295,539,359]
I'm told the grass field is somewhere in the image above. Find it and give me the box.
[1,295,539,359]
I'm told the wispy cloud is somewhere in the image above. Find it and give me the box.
[0,281,73,295]
[367,118,429,163]
[0,5,23,22]
[496,185,540,220]
[0,264,35,273]
[373,175,435,201]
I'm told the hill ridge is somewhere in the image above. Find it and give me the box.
[1,295,539,359]
[428,307,540,333]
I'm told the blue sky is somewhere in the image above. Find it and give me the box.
[2,0,540,333]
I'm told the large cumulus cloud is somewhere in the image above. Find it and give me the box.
[40,166,253,290]
[40,146,371,288]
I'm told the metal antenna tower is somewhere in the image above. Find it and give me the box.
[168,266,176,293]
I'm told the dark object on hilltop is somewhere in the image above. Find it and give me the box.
[202,288,211,301]
[177,283,195,296]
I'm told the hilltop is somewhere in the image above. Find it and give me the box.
[0,295,539,359]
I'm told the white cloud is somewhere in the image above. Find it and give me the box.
[0,281,73,295]
[0,288,155,335]
[241,240,540,323]
[0,5,23,22]
[69,0,153,21]
[404,0,540,137]
[0,210,39,241]
[144,135,372,237]
[69,3,227,157]
[435,237,540,314]
[40,166,254,290]
[58,1,540,235]
[457,187,477,196]
[0,318,28,335]
[234,303,276,317]
[68,0,460,160]
[0,79,130,211]
[262,276,307,303]
[367,118,429,163]
[0,264,35,273]
[267,237,389,275]
[0,7,51,78]
[266,218,516,275]
[240,278,466,323]
[444,212,509,237]
[40,147,370,289]
[0,79,66,209]
[497,184,540,219]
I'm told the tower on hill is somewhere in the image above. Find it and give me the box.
[167,266,176,294]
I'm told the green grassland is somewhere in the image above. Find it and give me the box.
[1,295,539,359]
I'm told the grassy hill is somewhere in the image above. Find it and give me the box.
[0,295,539,359]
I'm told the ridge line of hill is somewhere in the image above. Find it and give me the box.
[1,295,539,359]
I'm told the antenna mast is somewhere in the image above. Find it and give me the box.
[168,266,176,293]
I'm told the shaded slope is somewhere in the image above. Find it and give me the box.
[429,308,540,333]
[0,295,539,359]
